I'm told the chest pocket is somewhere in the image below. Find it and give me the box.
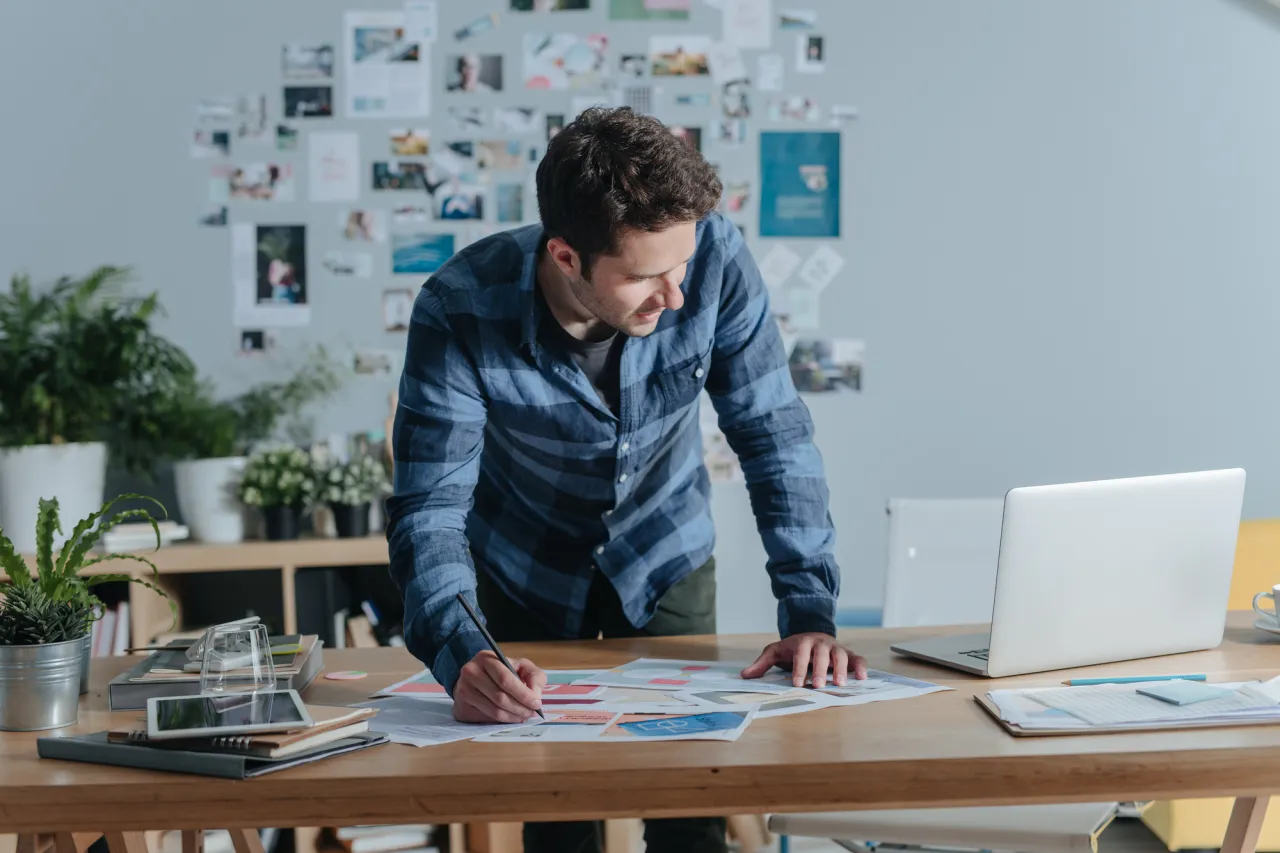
[654,345,712,415]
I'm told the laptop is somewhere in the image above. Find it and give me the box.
[889,469,1246,678]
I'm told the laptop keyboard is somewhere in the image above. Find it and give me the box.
[960,648,990,661]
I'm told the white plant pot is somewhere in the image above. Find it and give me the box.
[173,457,247,544]
[0,442,107,555]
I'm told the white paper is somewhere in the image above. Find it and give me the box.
[1027,682,1276,727]
[758,669,951,707]
[403,0,438,43]
[357,696,527,746]
[757,53,784,91]
[344,11,431,118]
[757,244,802,289]
[783,282,821,330]
[232,224,311,328]
[707,42,748,83]
[796,32,825,74]
[683,687,836,718]
[581,658,791,694]
[322,251,372,278]
[796,245,845,292]
[723,0,773,49]
[476,707,758,742]
[308,131,360,202]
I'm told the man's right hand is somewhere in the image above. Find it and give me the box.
[452,650,547,724]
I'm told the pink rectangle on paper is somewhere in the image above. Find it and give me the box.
[544,683,601,696]
[392,682,447,695]
[651,678,689,685]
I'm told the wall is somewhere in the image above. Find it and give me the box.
[2,0,1279,634]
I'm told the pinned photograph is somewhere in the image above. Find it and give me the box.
[433,140,477,175]
[383,289,415,332]
[236,94,268,140]
[796,34,825,74]
[238,330,277,355]
[524,33,609,90]
[779,8,817,28]
[390,128,430,156]
[546,113,566,141]
[768,95,821,122]
[353,23,420,62]
[342,210,387,243]
[283,44,335,79]
[276,124,299,151]
[196,97,236,122]
[789,339,863,393]
[436,179,485,220]
[512,0,590,9]
[650,35,711,76]
[722,78,751,118]
[494,106,543,134]
[322,251,373,278]
[674,93,711,107]
[497,183,524,222]
[255,225,307,306]
[720,181,750,214]
[228,163,295,202]
[284,85,334,117]
[392,231,455,274]
[609,0,689,19]
[372,161,431,191]
[667,125,702,153]
[713,119,746,146]
[354,349,398,376]
[455,12,499,41]
[620,54,647,77]
[478,140,524,170]
[448,106,487,132]
[447,54,504,92]
[199,205,228,227]
[191,130,230,159]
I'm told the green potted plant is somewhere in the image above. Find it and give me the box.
[317,454,390,538]
[0,494,175,730]
[167,353,340,544]
[236,447,317,541]
[0,266,197,554]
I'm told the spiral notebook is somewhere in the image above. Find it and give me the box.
[106,704,376,757]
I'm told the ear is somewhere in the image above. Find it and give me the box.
[544,236,582,279]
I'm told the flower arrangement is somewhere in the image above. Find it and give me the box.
[318,455,390,507]
[237,447,316,509]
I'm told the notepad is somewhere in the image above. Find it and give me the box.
[1026,682,1276,726]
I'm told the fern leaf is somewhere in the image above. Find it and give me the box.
[86,572,177,629]
[57,493,164,577]
[62,495,166,579]
[0,527,32,588]
[79,552,161,585]
[34,497,61,586]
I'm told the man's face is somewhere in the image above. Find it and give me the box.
[553,222,697,337]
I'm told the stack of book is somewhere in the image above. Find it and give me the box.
[37,704,386,779]
[108,634,325,710]
[320,824,438,853]
[99,520,190,553]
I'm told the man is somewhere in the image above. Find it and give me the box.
[387,107,860,853]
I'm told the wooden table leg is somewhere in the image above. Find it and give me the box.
[15,836,36,853]
[448,824,466,853]
[227,831,265,853]
[104,834,147,853]
[1223,796,1271,853]
[180,831,203,853]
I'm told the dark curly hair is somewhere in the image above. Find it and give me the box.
[535,106,722,275]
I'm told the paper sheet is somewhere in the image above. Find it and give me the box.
[796,33,824,73]
[684,687,835,718]
[796,245,845,292]
[403,0,438,43]
[707,42,748,82]
[754,669,950,707]
[473,710,616,742]
[344,10,431,118]
[308,132,360,202]
[321,251,372,278]
[782,281,821,330]
[1026,682,1277,727]
[580,659,791,694]
[757,53,784,91]
[757,244,802,289]
[372,668,605,701]
[357,696,526,746]
[722,0,773,49]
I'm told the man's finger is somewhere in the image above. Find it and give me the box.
[852,653,868,680]
[811,644,831,690]
[740,643,781,679]
[455,683,531,724]
[791,636,815,687]
[516,658,548,691]
[831,646,849,687]
[469,666,540,716]
[480,656,542,709]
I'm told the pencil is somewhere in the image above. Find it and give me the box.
[455,592,546,720]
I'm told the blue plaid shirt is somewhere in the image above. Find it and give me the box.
[386,213,840,695]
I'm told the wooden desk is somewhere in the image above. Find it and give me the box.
[2,612,1280,851]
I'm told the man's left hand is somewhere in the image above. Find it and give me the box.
[740,633,867,688]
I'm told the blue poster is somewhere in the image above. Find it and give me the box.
[759,131,841,238]
[392,232,455,275]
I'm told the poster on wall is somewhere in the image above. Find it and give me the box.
[609,0,690,20]
[788,338,863,394]
[759,131,840,238]
[344,10,431,117]
[523,33,609,90]
[308,131,361,202]
[650,35,711,76]
[722,0,773,50]
[232,224,311,328]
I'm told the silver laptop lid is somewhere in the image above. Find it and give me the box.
[986,468,1245,678]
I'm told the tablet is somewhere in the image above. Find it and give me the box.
[146,689,312,741]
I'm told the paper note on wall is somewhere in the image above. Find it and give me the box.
[344,10,431,118]
[308,131,360,202]
[722,0,773,49]
[784,281,821,330]
[757,244,802,289]
[403,0,438,43]
[757,53,784,91]
[708,42,748,83]
[796,245,845,292]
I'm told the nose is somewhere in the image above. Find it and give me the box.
[659,270,685,312]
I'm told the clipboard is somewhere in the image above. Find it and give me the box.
[975,694,1280,737]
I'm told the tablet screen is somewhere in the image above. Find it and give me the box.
[152,692,306,733]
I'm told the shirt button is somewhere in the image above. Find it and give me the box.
[619,473,628,483]
[694,367,704,378]
[620,441,630,452]
[596,546,605,555]
[604,509,613,516]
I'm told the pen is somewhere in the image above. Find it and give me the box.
[1063,674,1207,686]
[455,592,546,720]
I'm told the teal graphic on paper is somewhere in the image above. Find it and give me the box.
[760,131,840,238]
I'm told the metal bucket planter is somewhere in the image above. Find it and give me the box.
[0,637,83,731]
[79,632,92,695]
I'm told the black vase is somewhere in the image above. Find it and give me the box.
[262,505,301,541]
[332,502,371,538]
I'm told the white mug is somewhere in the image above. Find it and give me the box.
[1253,584,1280,624]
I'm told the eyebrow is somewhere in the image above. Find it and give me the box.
[628,252,696,279]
